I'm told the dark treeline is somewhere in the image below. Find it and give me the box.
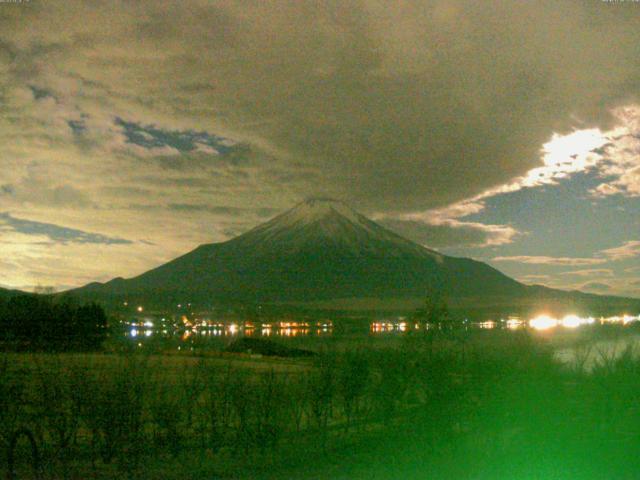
[0,295,107,351]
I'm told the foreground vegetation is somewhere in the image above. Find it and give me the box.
[2,329,640,479]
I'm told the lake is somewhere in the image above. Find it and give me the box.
[116,312,640,367]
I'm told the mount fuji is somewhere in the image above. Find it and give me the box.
[72,199,639,314]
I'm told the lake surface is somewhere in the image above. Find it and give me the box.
[117,313,640,368]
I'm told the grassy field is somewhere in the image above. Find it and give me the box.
[3,327,640,479]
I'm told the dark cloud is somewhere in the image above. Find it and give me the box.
[115,117,236,154]
[67,119,87,135]
[168,204,237,214]
[0,213,132,245]
[168,203,278,217]
[99,186,154,197]
[29,85,55,101]
[0,184,14,195]
[4,1,639,211]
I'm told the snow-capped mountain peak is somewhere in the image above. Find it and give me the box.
[269,198,365,227]
[232,198,441,260]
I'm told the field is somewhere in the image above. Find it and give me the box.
[3,326,640,479]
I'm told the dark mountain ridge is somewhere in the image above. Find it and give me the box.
[0,286,27,300]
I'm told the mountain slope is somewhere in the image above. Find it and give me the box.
[0,286,28,301]
[72,199,638,312]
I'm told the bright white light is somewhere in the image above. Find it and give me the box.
[506,319,523,330]
[601,314,639,325]
[130,328,138,337]
[228,324,238,334]
[137,306,144,312]
[529,315,558,331]
[560,315,582,328]
[143,320,153,327]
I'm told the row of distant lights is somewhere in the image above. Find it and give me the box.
[479,314,640,331]
[128,303,196,311]
[129,305,638,335]
[130,320,333,339]
[527,314,640,331]
[371,314,640,333]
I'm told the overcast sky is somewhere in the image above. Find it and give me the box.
[0,0,638,297]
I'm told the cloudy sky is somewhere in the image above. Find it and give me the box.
[0,0,638,297]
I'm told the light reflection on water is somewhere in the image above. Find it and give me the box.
[555,335,640,371]
[126,323,333,341]
[529,314,638,331]
[124,313,640,346]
